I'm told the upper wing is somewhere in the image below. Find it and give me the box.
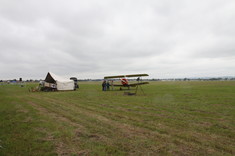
[104,74,148,79]
[104,75,126,79]
[125,74,149,78]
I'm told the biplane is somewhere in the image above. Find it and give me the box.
[104,74,149,95]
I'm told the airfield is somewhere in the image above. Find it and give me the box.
[0,81,234,155]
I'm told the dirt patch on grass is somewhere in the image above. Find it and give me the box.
[28,101,82,128]
[35,127,89,156]
[22,117,33,123]
[28,101,87,155]
[55,142,73,156]
[77,149,90,156]
[14,102,29,113]
[16,109,29,113]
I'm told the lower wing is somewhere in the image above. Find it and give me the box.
[112,82,149,87]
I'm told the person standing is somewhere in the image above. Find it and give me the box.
[107,81,110,91]
[102,80,106,91]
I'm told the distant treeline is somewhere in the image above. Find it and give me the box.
[153,77,235,81]
[1,77,235,83]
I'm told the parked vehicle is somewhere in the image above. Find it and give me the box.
[70,77,79,89]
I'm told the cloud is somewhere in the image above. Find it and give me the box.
[0,0,235,79]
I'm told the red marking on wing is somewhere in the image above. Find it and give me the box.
[121,78,128,85]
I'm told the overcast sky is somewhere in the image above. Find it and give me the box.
[0,0,235,79]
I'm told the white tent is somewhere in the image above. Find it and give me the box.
[44,72,75,91]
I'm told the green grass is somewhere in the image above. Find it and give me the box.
[0,81,235,155]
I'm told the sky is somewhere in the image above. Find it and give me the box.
[0,0,235,80]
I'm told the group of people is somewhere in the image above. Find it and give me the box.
[102,80,110,91]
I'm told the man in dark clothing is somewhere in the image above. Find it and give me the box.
[102,80,106,91]
[107,81,110,90]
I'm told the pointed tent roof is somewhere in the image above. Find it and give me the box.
[45,72,72,83]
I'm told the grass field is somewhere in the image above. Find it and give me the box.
[0,81,235,155]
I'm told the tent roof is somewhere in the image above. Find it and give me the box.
[45,72,73,83]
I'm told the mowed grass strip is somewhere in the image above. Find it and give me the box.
[0,81,235,155]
